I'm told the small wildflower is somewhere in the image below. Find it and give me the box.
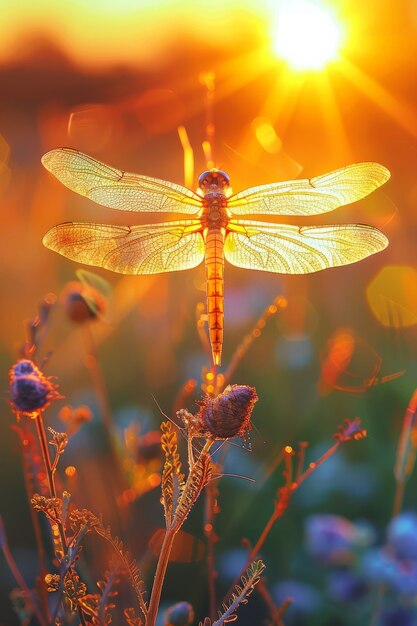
[387,512,417,560]
[164,601,195,626]
[305,515,356,563]
[45,573,60,592]
[361,547,398,585]
[362,547,417,596]
[179,384,258,440]
[334,417,367,442]
[326,569,368,602]
[61,280,107,324]
[69,508,100,533]
[48,428,68,453]
[9,359,58,415]
[64,572,87,604]
[31,494,62,516]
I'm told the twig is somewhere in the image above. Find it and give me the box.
[205,474,220,620]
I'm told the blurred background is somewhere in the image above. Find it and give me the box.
[1,0,417,624]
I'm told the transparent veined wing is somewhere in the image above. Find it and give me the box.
[42,148,202,214]
[225,220,388,274]
[228,163,390,216]
[43,220,205,275]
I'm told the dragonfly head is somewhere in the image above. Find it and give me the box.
[198,169,230,195]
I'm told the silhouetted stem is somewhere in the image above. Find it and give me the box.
[224,440,342,602]
[205,481,219,620]
[392,478,405,517]
[34,411,67,552]
[17,425,49,619]
[146,528,176,626]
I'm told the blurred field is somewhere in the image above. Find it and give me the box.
[1,1,417,624]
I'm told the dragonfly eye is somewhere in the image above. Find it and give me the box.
[198,169,230,193]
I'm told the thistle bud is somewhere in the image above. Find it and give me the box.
[164,601,194,626]
[60,281,106,324]
[179,384,258,440]
[9,359,58,415]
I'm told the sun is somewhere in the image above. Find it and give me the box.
[271,0,344,71]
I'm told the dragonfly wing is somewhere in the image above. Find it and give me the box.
[42,148,202,214]
[228,163,390,216]
[43,220,204,275]
[225,220,388,274]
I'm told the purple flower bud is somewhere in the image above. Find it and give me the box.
[164,601,194,626]
[179,385,258,440]
[305,515,356,563]
[9,359,58,415]
[13,360,36,376]
[61,281,106,324]
[327,570,367,602]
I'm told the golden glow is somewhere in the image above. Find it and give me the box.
[252,117,282,154]
[367,266,417,328]
[271,1,344,70]
[177,126,194,189]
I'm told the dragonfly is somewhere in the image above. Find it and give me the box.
[42,148,390,366]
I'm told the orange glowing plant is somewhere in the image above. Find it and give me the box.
[42,149,389,367]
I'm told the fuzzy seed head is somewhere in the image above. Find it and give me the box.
[9,359,58,416]
[179,384,258,440]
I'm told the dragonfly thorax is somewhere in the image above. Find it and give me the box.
[202,195,229,228]
[198,169,230,195]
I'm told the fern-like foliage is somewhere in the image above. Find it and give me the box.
[160,421,184,528]
[199,561,265,626]
[174,452,212,528]
[93,523,147,619]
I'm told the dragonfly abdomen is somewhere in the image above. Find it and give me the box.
[204,227,225,366]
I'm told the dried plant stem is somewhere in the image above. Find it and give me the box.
[146,528,176,626]
[205,479,219,620]
[17,428,49,618]
[0,521,47,626]
[148,439,213,626]
[34,411,88,626]
[224,439,342,602]
[392,478,405,517]
[256,578,286,626]
[369,584,386,626]
[34,411,67,551]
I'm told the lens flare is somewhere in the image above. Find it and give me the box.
[272,0,344,70]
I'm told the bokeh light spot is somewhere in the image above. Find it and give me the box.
[252,117,282,154]
[367,266,417,328]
